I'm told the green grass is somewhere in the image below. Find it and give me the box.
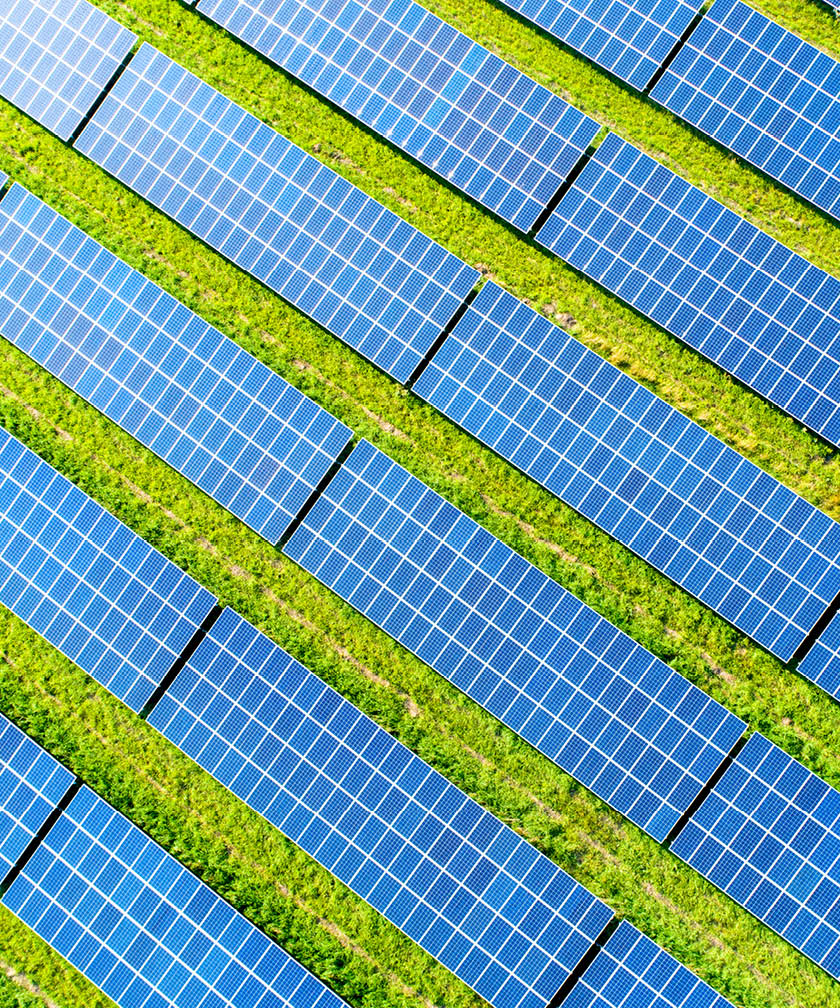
[0,0,838,1006]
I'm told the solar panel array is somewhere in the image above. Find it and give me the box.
[149,606,613,1008]
[195,0,601,233]
[492,0,703,90]
[798,613,840,701]
[561,920,735,1008]
[414,281,840,662]
[284,439,746,843]
[650,0,840,224]
[74,42,479,384]
[671,732,840,979]
[0,712,74,886]
[537,132,840,449]
[0,0,136,141]
[1,785,349,1008]
[0,426,217,712]
[0,182,353,544]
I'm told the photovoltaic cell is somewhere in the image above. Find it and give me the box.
[195,0,600,232]
[415,281,840,662]
[284,440,746,842]
[650,0,840,223]
[537,133,840,448]
[74,43,479,384]
[493,0,703,90]
[0,0,136,141]
[0,712,74,886]
[0,182,353,544]
[2,786,348,1008]
[798,612,840,701]
[149,606,613,1008]
[561,920,735,1008]
[0,427,216,712]
[671,732,840,979]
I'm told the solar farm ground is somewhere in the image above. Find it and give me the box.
[0,0,839,1006]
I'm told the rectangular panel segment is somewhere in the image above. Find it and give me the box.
[0,427,216,711]
[0,182,353,543]
[2,786,347,1008]
[284,440,746,842]
[415,281,840,661]
[148,606,613,1008]
[537,133,840,448]
[74,43,479,383]
[798,611,840,701]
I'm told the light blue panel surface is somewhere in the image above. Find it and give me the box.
[149,607,613,1008]
[0,426,216,712]
[798,612,840,700]
[2,786,348,1008]
[0,182,353,543]
[284,440,746,842]
[0,0,136,140]
[74,43,479,383]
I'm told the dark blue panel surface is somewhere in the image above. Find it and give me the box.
[538,133,840,448]
[651,0,840,223]
[0,182,353,543]
[0,427,216,712]
[561,920,735,1008]
[149,607,613,1008]
[798,612,840,700]
[415,281,840,662]
[74,43,479,384]
[0,0,136,141]
[671,733,840,979]
[284,440,746,842]
[2,786,348,1008]
[0,712,73,886]
[494,0,703,90]
[196,0,600,232]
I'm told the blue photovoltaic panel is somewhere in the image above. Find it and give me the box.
[0,183,353,544]
[0,427,217,712]
[561,920,735,1008]
[0,712,74,886]
[0,0,136,141]
[798,612,840,700]
[650,0,840,223]
[195,0,600,232]
[2,786,348,1008]
[149,607,613,1008]
[537,133,840,448]
[74,43,479,384]
[415,281,840,663]
[494,0,703,90]
[284,440,746,842]
[671,733,840,979]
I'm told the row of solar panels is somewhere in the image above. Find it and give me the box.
[2,407,840,1001]
[0,428,742,1008]
[1,1,840,695]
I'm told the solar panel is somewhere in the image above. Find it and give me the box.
[148,606,612,1008]
[0,427,217,712]
[671,732,840,979]
[0,0,136,141]
[283,440,746,842]
[650,0,840,224]
[0,712,74,886]
[561,920,735,1008]
[798,612,840,700]
[492,0,703,90]
[2,785,348,1008]
[195,0,600,232]
[73,43,479,384]
[0,182,353,544]
[537,132,840,449]
[414,281,840,663]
